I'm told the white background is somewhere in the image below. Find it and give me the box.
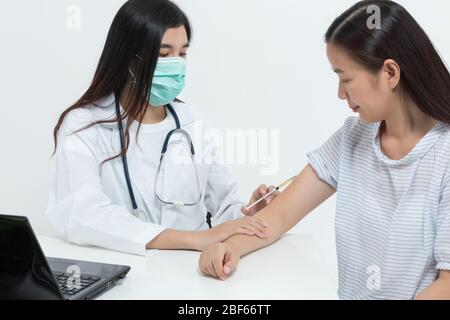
[1,0,449,290]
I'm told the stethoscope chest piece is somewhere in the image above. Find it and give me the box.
[133,209,147,221]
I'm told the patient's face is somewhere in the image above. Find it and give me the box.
[326,43,393,124]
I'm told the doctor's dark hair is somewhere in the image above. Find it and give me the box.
[325,0,450,123]
[52,0,192,164]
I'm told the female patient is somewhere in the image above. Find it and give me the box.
[199,0,450,300]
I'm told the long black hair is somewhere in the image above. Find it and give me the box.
[325,0,450,123]
[52,0,192,164]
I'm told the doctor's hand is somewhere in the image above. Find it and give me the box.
[195,216,269,251]
[199,242,241,281]
[211,216,269,244]
[241,184,280,216]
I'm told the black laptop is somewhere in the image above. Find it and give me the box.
[0,214,131,300]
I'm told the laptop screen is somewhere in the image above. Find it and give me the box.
[0,215,62,300]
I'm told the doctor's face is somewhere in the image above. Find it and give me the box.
[326,44,394,123]
[159,26,190,58]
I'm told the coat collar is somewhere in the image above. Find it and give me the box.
[88,93,196,130]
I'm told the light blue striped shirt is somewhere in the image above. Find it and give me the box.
[307,117,450,300]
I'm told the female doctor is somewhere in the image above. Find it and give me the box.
[46,0,276,256]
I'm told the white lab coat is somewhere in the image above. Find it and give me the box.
[46,93,244,255]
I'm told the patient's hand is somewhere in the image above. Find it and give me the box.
[199,242,241,281]
[241,184,279,216]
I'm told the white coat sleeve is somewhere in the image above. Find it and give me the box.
[202,134,245,226]
[45,109,166,256]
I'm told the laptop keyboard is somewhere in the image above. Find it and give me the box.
[53,272,101,297]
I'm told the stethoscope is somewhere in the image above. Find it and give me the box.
[114,93,203,218]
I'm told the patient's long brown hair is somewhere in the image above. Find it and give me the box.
[325,0,450,123]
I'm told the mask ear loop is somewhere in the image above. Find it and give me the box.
[128,54,144,83]
[128,68,137,83]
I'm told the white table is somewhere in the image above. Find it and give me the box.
[38,233,338,300]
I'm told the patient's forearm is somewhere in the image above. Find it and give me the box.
[225,165,335,257]
[415,271,450,300]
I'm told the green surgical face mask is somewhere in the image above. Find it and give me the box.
[149,57,186,107]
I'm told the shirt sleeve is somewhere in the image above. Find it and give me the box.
[306,123,345,189]
[201,126,245,225]
[204,163,245,225]
[434,170,450,270]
